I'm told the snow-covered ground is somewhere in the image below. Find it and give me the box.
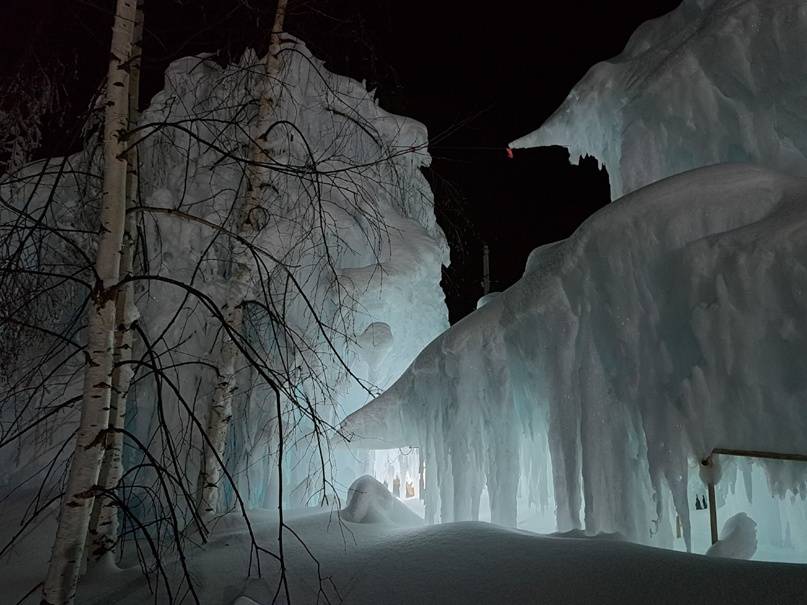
[4,481,806,605]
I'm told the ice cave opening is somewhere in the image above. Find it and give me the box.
[362,437,807,563]
[363,441,807,562]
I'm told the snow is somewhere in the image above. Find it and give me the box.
[510,0,807,199]
[0,36,449,519]
[343,163,807,557]
[71,510,807,603]
[476,291,501,309]
[0,36,454,603]
[699,456,722,486]
[339,475,422,525]
[707,512,757,560]
[4,1,807,600]
[3,497,806,604]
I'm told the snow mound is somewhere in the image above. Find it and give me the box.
[344,163,807,552]
[476,292,501,309]
[340,475,423,526]
[511,0,807,198]
[707,512,758,560]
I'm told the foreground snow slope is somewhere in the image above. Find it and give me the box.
[511,0,807,198]
[78,511,807,604]
[3,491,804,604]
[343,163,807,551]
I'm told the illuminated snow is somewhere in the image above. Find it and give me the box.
[0,37,449,517]
[344,164,807,559]
[511,0,807,199]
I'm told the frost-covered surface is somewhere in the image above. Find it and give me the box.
[343,164,807,555]
[511,0,807,199]
[0,37,448,524]
[1,509,800,604]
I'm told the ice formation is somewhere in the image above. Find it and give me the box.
[343,163,807,551]
[0,38,448,518]
[510,0,807,199]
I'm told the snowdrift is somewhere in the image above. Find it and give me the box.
[343,163,807,550]
[511,0,807,199]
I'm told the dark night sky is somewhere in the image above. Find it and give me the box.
[1,0,682,321]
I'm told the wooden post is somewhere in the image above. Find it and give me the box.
[707,480,718,544]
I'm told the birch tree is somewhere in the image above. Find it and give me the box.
[41,0,138,602]
[0,2,423,600]
[195,0,289,530]
[86,0,144,567]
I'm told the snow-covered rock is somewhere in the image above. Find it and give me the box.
[511,0,807,199]
[343,163,807,551]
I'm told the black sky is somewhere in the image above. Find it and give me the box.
[1,0,682,321]
[309,1,682,320]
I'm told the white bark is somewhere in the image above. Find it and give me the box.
[86,0,144,567]
[41,1,137,603]
[195,0,288,528]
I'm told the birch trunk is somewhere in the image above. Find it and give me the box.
[195,0,288,529]
[41,1,137,603]
[86,0,144,567]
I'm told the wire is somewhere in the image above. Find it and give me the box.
[429,145,508,151]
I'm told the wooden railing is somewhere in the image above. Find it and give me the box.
[701,448,807,544]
